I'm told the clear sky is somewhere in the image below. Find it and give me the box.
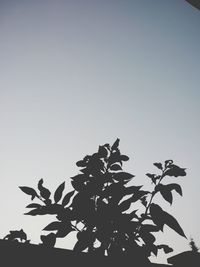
[0,0,200,264]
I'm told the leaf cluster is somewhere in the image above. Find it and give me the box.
[19,139,187,258]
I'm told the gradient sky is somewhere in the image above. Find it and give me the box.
[0,0,200,263]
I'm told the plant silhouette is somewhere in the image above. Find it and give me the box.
[3,229,29,243]
[189,238,199,253]
[19,139,187,260]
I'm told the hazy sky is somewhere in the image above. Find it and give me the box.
[0,0,200,263]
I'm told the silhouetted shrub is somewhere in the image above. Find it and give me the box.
[3,229,29,243]
[19,139,186,259]
[189,238,199,253]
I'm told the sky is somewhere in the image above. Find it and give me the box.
[0,0,200,264]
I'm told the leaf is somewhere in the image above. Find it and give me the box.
[113,172,134,182]
[126,210,138,220]
[120,155,129,161]
[141,224,160,232]
[119,198,132,212]
[38,179,51,200]
[151,245,158,256]
[150,204,165,231]
[62,190,75,206]
[24,209,41,216]
[125,185,142,194]
[141,231,156,244]
[163,210,186,238]
[56,224,74,238]
[19,186,38,200]
[54,182,65,203]
[153,162,163,170]
[110,164,122,171]
[43,221,61,231]
[76,160,87,167]
[156,183,182,204]
[150,204,186,238]
[146,173,156,179]
[26,203,42,209]
[98,145,108,158]
[111,138,120,150]
[156,184,173,205]
[164,165,186,177]
[167,183,182,196]
[141,196,148,207]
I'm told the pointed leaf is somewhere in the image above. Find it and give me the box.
[119,198,132,212]
[19,186,38,200]
[54,182,65,203]
[146,173,156,179]
[163,210,186,238]
[111,138,120,150]
[56,224,74,238]
[62,190,75,206]
[153,162,163,170]
[150,204,165,231]
[26,203,42,209]
[150,204,186,238]
[24,209,41,216]
[156,184,173,205]
[167,183,182,196]
[125,185,142,194]
[43,221,62,231]
[120,155,129,161]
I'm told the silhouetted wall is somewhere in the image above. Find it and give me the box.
[0,240,170,267]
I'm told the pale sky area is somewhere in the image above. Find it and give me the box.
[0,0,200,264]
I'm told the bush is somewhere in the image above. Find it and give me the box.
[19,139,187,258]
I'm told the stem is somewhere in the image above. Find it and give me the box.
[133,168,166,237]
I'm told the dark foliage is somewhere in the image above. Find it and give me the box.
[19,139,186,259]
[189,238,199,253]
[3,229,29,243]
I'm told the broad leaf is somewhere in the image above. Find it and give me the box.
[98,145,108,158]
[54,182,65,203]
[150,204,186,238]
[167,183,182,196]
[156,184,173,205]
[164,165,186,177]
[150,204,165,231]
[19,186,38,200]
[163,210,186,238]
